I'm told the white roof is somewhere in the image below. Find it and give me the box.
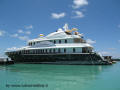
[28,24,83,42]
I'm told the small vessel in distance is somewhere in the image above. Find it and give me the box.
[5,24,111,65]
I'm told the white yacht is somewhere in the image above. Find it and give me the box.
[5,24,111,65]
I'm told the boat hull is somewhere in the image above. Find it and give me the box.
[6,53,111,65]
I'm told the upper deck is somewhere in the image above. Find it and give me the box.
[27,24,89,47]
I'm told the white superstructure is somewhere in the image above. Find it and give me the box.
[15,24,93,54]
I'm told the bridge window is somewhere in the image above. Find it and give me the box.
[65,40,67,43]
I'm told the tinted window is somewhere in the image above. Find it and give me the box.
[59,40,61,43]
[64,48,66,53]
[53,49,55,53]
[73,48,75,53]
[54,40,56,44]
[65,40,67,43]
[58,48,61,53]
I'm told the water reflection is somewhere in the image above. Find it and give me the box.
[2,64,111,80]
[0,64,112,90]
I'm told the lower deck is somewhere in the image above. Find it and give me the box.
[6,53,111,65]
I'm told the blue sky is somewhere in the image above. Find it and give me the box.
[0,0,120,58]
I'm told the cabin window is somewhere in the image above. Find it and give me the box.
[36,50,39,54]
[53,49,55,53]
[40,49,42,53]
[54,40,56,44]
[58,48,61,53]
[19,51,21,54]
[59,40,61,43]
[41,49,42,53]
[25,50,27,54]
[65,39,67,43]
[26,50,28,54]
[49,49,51,53]
[46,49,47,53]
[27,50,29,54]
[39,50,41,53]
[38,50,39,53]
[30,50,32,54]
[32,50,34,54]
[64,48,66,53]
[43,49,45,53]
[82,47,87,53]
[35,50,37,54]
[33,42,35,45]
[73,48,76,53]
[24,50,26,54]
[34,50,36,54]
[37,50,39,54]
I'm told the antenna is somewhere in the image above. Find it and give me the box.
[63,23,69,31]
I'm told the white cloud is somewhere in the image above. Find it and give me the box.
[25,31,31,35]
[51,12,66,19]
[11,33,29,41]
[7,47,18,51]
[72,0,88,9]
[86,39,96,44]
[18,36,29,41]
[11,34,18,37]
[24,25,33,29]
[0,30,5,36]
[18,29,31,35]
[18,29,24,33]
[73,11,84,18]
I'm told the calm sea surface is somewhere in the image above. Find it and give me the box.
[0,62,120,90]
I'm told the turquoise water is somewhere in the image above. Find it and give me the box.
[0,62,120,90]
